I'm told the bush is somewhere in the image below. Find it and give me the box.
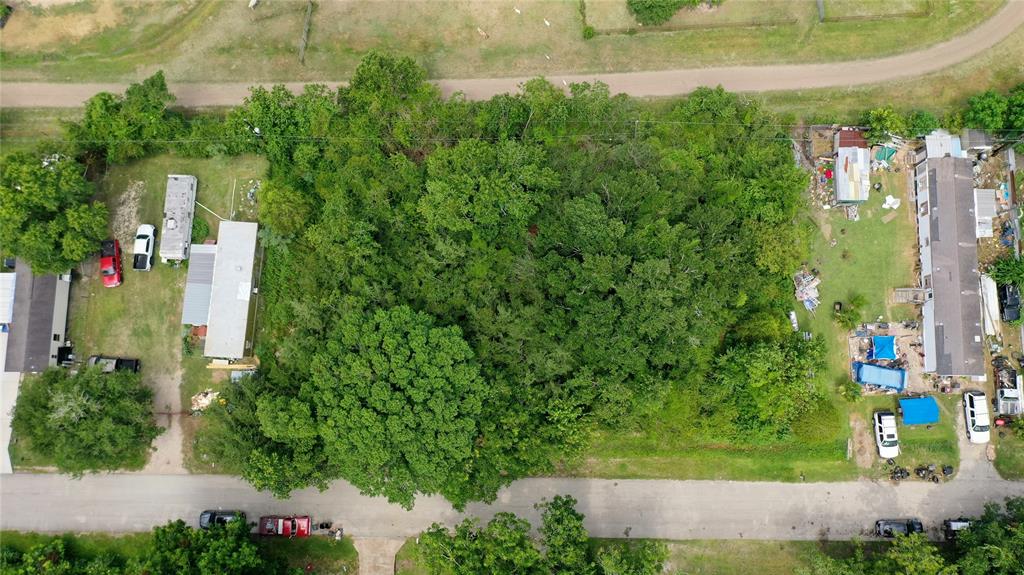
[626,0,699,26]
[191,216,210,243]
[582,25,596,39]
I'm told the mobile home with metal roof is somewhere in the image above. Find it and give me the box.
[159,175,197,263]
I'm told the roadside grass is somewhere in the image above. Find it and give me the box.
[752,20,1024,122]
[0,531,358,574]
[0,108,80,154]
[0,0,1004,82]
[257,536,358,575]
[824,0,931,19]
[994,426,1024,480]
[851,395,961,477]
[396,537,888,575]
[6,433,56,470]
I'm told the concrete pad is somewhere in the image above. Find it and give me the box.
[352,537,405,575]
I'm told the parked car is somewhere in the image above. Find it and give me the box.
[1000,284,1020,322]
[257,515,310,538]
[199,510,244,529]
[963,391,991,444]
[875,519,924,538]
[942,518,971,541]
[99,239,122,288]
[86,355,140,373]
[132,224,156,271]
[872,411,900,459]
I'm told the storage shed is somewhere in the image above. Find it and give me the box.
[204,221,258,359]
[974,188,997,238]
[159,175,197,263]
[834,129,870,203]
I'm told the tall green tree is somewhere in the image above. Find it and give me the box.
[0,152,107,273]
[964,89,1009,132]
[10,367,160,474]
[864,106,908,143]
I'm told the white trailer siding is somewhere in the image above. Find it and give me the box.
[204,222,258,359]
[159,175,197,263]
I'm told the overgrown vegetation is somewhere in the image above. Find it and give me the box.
[9,367,161,474]
[626,0,704,26]
[418,494,667,575]
[0,519,356,574]
[181,52,816,508]
[0,151,107,273]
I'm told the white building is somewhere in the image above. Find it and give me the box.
[160,175,197,263]
[203,222,259,360]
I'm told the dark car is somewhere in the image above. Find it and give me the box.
[942,518,971,541]
[1000,284,1020,321]
[99,239,123,288]
[199,510,244,529]
[875,519,924,538]
[86,355,141,373]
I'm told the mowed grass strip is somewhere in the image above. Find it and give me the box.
[0,0,1005,82]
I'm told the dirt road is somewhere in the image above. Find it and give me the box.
[2,1,1023,106]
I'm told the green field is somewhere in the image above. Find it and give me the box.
[995,426,1024,479]
[0,0,1005,82]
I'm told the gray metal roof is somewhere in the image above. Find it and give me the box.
[975,188,997,238]
[204,222,258,359]
[181,244,217,325]
[922,157,985,377]
[961,128,994,152]
[3,261,70,373]
[159,175,197,262]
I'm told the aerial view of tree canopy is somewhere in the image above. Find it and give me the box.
[0,151,108,273]
[197,52,813,507]
[10,367,160,474]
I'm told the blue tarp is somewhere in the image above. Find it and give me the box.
[900,397,940,425]
[853,362,906,392]
[872,336,897,360]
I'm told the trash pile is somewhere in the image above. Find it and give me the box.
[885,459,954,483]
[190,389,221,413]
[794,270,821,313]
[882,195,901,210]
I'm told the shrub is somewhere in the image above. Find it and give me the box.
[582,25,596,39]
[191,216,210,243]
[626,0,698,26]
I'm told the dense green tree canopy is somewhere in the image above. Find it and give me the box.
[0,152,107,273]
[200,52,814,507]
[10,367,160,474]
[964,89,1009,132]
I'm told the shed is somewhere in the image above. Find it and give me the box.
[204,221,258,359]
[974,188,997,238]
[854,362,906,392]
[872,336,897,360]
[159,175,197,263]
[834,130,870,203]
[899,397,940,425]
[180,244,217,325]
[960,129,994,154]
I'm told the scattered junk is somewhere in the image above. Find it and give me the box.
[993,357,1023,416]
[190,389,221,414]
[886,460,953,483]
[881,195,901,210]
[793,269,821,313]
[845,204,860,221]
[788,310,799,332]
[248,0,259,8]
[853,362,907,393]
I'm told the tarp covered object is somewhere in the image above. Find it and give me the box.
[872,335,897,360]
[899,396,940,425]
[854,362,906,392]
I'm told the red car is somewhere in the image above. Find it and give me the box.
[100,240,123,288]
[257,515,310,538]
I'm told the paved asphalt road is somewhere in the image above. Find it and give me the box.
[2,1,1023,106]
[2,472,1022,540]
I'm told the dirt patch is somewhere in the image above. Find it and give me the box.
[111,180,143,243]
[1,0,122,51]
[849,413,875,469]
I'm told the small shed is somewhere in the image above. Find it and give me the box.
[974,188,997,238]
[899,396,940,425]
[159,175,197,263]
[854,362,906,392]
[871,336,897,361]
[0,272,15,325]
[834,129,870,203]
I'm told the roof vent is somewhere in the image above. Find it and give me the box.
[167,218,177,230]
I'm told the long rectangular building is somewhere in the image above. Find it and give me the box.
[914,144,985,377]
[204,221,258,360]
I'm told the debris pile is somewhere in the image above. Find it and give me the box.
[190,389,221,413]
[794,270,821,313]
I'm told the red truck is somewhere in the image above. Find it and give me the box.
[257,515,310,538]
[99,239,123,288]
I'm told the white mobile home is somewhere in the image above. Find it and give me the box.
[159,175,197,263]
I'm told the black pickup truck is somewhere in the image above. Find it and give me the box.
[86,355,141,373]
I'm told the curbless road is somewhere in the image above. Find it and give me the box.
[2,1,1024,106]
[2,472,1022,541]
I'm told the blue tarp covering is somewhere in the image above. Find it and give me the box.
[853,362,906,392]
[872,336,897,360]
[900,397,940,425]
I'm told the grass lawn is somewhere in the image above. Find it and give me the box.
[1,531,358,574]
[397,537,885,575]
[0,108,81,154]
[994,425,1024,480]
[0,0,1004,82]
[851,394,961,476]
